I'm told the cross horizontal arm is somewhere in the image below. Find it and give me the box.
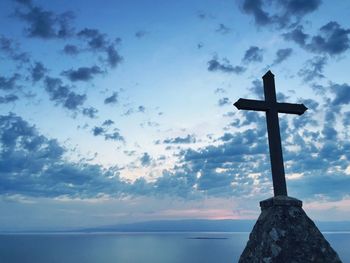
[234,98,269,112]
[277,103,308,115]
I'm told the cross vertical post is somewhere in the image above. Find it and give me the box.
[234,71,307,197]
[263,72,287,196]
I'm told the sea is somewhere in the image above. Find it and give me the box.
[0,232,349,263]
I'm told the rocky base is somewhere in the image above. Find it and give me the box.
[239,196,342,263]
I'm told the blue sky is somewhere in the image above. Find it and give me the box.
[1,0,350,231]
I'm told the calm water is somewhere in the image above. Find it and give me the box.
[0,232,348,263]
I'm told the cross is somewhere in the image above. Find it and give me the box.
[234,70,307,196]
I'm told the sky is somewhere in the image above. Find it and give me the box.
[0,0,350,231]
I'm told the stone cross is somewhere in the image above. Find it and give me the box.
[234,71,307,196]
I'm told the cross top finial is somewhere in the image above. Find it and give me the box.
[234,71,307,196]
[263,70,274,78]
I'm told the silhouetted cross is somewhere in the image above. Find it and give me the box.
[234,71,307,196]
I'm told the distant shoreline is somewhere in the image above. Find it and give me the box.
[1,219,350,234]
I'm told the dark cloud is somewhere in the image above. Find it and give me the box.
[92,125,125,142]
[248,79,264,99]
[62,44,79,55]
[104,92,118,105]
[342,112,350,126]
[44,76,86,110]
[208,56,246,74]
[77,28,107,49]
[163,135,196,144]
[77,28,123,68]
[284,22,350,56]
[178,128,269,196]
[140,152,152,167]
[307,21,350,55]
[242,0,270,26]
[62,66,103,82]
[92,126,104,136]
[104,132,124,142]
[102,119,114,126]
[298,56,327,82]
[0,35,30,63]
[331,83,350,106]
[0,94,19,104]
[1,102,349,200]
[82,107,98,118]
[242,46,263,63]
[0,74,20,91]
[283,25,309,46]
[138,105,146,113]
[241,0,322,28]
[15,5,75,39]
[106,45,123,68]
[135,30,148,38]
[218,97,230,106]
[0,113,131,198]
[273,48,293,65]
[30,62,47,82]
[215,24,231,34]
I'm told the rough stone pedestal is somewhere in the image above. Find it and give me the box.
[238,196,342,263]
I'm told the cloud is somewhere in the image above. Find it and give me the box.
[163,135,196,144]
[104,132,124,142]
[106,45,123,68]
[92,124,125,142]
[30,62,47,82]
[44,76,86,110]
[241,0,270,26]
[0,94,19,104]
[62,44,79,55]
[104,92,118,105]
[1,100,349,201]
[215,24,231,34]
[208,56,246,74]
[102,119,114,126]
[77,28,123,69]
[307,21,350,55]
[283,25,309,46]
[62,66,103,82]
[248,79,264,99]
[0,74,20,91]
[331,83,350,106]
[298,56,327,82]
[284,22,350,56]
[138,106,146,113]
[135,30,148,38]
[92,126,104,136]
[0,113,133,198]
[272,48,293,65]
[242,46,263,63]
[218,97,230,106]
[0,35,29,63]
[15,5,75,39]
[140,152,152,167]
[240,0,322,28]
[77,28,107,49]
[82,107,98,118]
